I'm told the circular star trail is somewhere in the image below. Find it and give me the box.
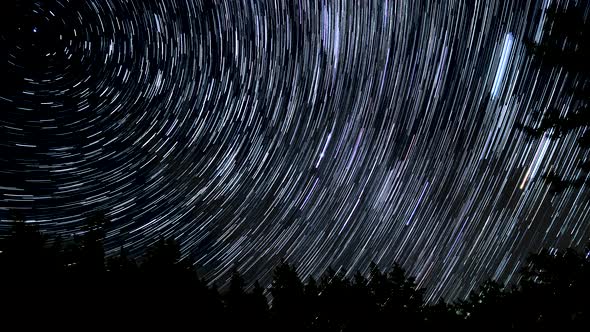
[2,0,589,301]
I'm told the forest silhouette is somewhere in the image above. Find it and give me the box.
[0,212,588,330]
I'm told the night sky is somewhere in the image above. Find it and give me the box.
[1,0,589,301]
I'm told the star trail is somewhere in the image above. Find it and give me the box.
[1,0,589,301]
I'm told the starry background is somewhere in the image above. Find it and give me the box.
[1,0,589,301]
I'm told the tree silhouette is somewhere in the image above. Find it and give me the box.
[347,271,378,331]
[106,245,138,285]
[517,247,590,328]
[520,3,590,190]
[247,281,271,330]
[79,212,109,276]
[222,272,271,331]
[0,214,48,285]
[303,276,321,331]
[223,268,250,329]
[140,237,196,285]
[367,262,425,327]
[424,298,460,328]
[270,260,308,331]
[316,267,353,331]
[456,279,516,329]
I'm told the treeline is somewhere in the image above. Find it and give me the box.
[0,213,589,330]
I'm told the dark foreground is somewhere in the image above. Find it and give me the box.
[0,214,588,330]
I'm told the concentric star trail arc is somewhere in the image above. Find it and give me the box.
[1,0,589,301]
